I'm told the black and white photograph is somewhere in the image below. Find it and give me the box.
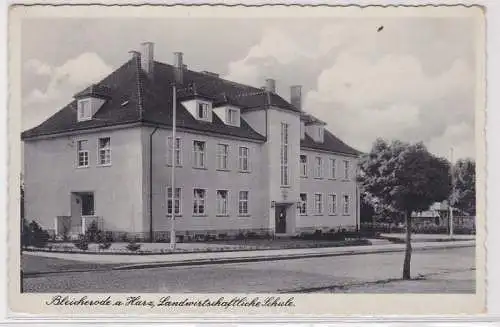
[8,3,486,316]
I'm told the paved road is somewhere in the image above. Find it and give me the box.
[23,247,475,293]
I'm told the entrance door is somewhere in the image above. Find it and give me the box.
[275,205,287,234]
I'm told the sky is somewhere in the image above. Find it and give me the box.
[21,16,479,160]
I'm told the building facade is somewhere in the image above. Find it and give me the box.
[22,42,361,240]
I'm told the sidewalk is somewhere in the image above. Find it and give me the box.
[24,240,475,271]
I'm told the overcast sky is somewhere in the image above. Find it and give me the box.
[21,16,478,160]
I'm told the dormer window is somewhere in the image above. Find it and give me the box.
[318,127,324,141]
[197,102,209,120]
[227,108,238,125]
[77,99,92,121]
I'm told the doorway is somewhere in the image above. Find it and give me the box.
[275,205,287,234]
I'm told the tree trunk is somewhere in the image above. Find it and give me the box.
[402,211,412,280]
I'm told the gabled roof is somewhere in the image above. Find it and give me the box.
[301,130,361,157]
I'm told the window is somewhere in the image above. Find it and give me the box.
[314,193,323,214]
[238,191,249,215]
[77,140,89,167]
[343,194,350,215]
[314,157,323,178]
[329,158,336,179]
[167,137,182,166]
[238,146,249,171]
[193,189,206,215]
[318,127,324,140]
[328,194,337,215]
[216,190,229,215]
[81,193,94,216]
[300,155,308,177]
[343,160,350,179]
[280,122,289,186]
[167,187,181,215]
[197,102,209,120]
[77,99,91,121]
[193,141,206,168]
[227,108,238,125]
[97,137,111,165]
[217,144,229,170]
[299,193,307,215]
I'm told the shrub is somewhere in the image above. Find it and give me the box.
[126,241,141,252]
[22,220,50,248]
[98,242,112,250]
[73,236,89,251]
[85,221,101,243]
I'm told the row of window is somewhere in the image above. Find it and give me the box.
[300,155,350,180]
[168,137,251,171]
[299,192,351,216]
[77,137,111,167]
[167,188,250,216]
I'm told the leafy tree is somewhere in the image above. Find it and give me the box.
[359,193,375,224]
[358,139,451,279]
[452,158,476,216]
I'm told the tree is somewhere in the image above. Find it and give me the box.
[358,139,451,279]
[452,158,476,216]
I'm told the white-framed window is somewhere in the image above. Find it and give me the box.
[77,99,92,121]
[329,158,336,179]
[197,102,209,120]
[227,108,238,125]
[77,140,89,168]
[343,160,350,179]
[217,144,229,170]
[280,122,289,186]
[342,194,350,215]
[238,191,249,215]
[167,137,182,166]
[299,193,307,215]
[193,140,206,168]
[238,146,249,171]
[314,193,323,214]
[167,187,182,215]
[314,156,323,178]
[318,127,324,140]
[300,155,308,177]
[193,188,206,215]
[97,137,111,165]
[216,190,229,215]
[328,193,337,215]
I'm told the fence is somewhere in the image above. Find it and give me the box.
[360,216,476,235]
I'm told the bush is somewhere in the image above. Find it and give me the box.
[98,242,112,250]
[22,220,50,248]
[126,241,141,252]
[73,236,89,251]
[85,221,101,242]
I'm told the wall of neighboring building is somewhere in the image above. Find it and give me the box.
[23,127,144,235]
[297,149,359,232]
[143,127,268,239]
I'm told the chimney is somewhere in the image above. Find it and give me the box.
[290,85,302,110]
[129,50,141,60]
[174,52,184,84]
[140,42,154,76]
[264,78,276,93]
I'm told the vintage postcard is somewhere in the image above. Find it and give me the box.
[7,3,486,318]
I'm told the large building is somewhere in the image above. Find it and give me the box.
[21,42,361,241]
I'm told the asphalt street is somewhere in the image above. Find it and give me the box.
[23,247,475,293]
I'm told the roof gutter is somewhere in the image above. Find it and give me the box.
[149,126,160,242]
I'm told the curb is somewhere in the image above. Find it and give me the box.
[112,242,475,271]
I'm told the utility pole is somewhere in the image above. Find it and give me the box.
[170,82,177,250]
[449,147,454,237]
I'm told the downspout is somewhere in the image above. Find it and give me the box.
[149,126,160,242]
